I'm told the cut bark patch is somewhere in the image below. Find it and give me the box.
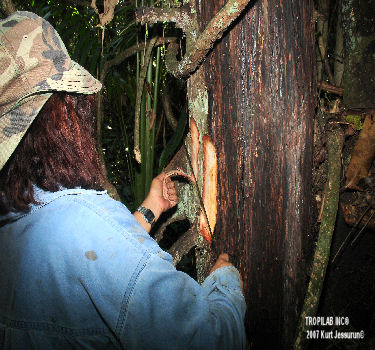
[199,135,217,243]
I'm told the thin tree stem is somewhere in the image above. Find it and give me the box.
[294,126,344,350]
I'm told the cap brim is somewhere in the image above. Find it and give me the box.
[37,60,102,95]
[0,92,52,170]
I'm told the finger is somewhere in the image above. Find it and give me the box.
[164,175,171,183]
[166,192,178,200]
[166,181,174,189]
[168,194,178,202]
[168,193,178,202]
[167,188,176,195]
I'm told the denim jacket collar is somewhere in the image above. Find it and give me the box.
[0,186,107,225]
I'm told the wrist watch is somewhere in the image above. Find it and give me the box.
[136,206,155,226]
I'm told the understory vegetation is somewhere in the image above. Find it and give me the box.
[1,0,374,348]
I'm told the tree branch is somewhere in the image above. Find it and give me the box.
[154,210,187,243]
[99,37,177,82]
[318,81,344,96]
[161,92,178,130]
[168,225,198,266]
[136,0,252,78]
[91,0,119,27]
[136,5,192,32]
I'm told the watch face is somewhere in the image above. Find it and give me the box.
[144,209,155,223]
[137,206,155,224]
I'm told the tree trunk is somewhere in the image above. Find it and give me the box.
[194,0,315,348]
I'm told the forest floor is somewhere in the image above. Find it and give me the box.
[309,209,375,350]
[309,109,375,350]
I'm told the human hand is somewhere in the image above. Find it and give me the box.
[209,253,233,274]
[141,173,178,221]
[210,253,244,292]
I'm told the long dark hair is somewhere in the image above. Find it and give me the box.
[0,92,105,214]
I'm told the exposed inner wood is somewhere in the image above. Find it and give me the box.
[199,135,217,243]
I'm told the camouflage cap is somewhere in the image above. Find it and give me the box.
[0,11,102,170]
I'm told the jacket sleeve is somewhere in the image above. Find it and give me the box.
[120,251,247,350]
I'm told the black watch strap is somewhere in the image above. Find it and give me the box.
[136,206,155,226]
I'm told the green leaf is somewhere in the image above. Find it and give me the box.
[72,29,91,64]
[79,34,94,68]
[89,45,103,75]
[345,115,363,131]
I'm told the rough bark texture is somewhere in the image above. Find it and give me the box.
[195,0,315,348]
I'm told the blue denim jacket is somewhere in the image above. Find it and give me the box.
[0,187,246,349]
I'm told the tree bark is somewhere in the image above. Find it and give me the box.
[195,0,315,348]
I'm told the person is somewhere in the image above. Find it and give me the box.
[0,11,246,349]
